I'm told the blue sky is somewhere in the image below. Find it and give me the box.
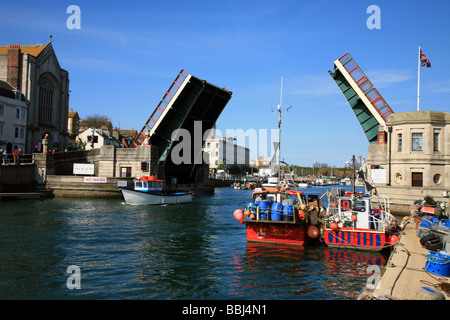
[1,0,449,166]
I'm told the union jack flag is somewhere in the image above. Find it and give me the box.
[420,49,431,68]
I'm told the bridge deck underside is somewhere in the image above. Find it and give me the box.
[330,67,381,144]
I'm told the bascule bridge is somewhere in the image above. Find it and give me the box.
[131,69,232,184]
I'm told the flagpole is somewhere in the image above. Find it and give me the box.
[417,45,421,111]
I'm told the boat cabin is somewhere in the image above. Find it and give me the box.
[333,194,389,230]
[133,176,165,194]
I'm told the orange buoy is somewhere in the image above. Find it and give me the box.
[330,222,338,230]
[233,209,244,223]
[250,213,256,220]
[387,234,399,245]
[351,214,357,222]
[298,210,305,220]
[307,225,319,238]
[331,202,337,208]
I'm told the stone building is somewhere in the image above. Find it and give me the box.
[68,108,80,147]
[204,135,250,170]
[0,80,28,153]
[0,41,70,153]
[77,127,122,150]
[368,111,450,211]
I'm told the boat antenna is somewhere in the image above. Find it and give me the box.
[272,75,292,188]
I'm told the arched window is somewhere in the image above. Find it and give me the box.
[38,74,57,124]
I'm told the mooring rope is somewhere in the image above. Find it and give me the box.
[420,271,450,295]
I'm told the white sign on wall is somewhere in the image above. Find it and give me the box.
[84,177,107,183]
[371,169,386,184]
[73,163,94,175]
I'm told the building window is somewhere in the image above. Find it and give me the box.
[433,131,440,152]
[14,127,25,139]
[121,167,132,177]
[412,133,423,151]
[397,133,402,152]
[411,172,423,187]
[0,104,4,116]
[0,123,3,136]
[38,75,55,124]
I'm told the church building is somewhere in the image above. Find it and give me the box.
[0,39,70,153]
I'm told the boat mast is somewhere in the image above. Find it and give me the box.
[272,76,291,188]
[351,155,356,210]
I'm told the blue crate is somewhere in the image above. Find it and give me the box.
[425,251,450,277]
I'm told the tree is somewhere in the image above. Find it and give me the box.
[82,114,111,129]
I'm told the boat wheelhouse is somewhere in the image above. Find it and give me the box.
[134,175,165,194]
[322,190,399,251]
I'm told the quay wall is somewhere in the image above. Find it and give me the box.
[0,164,36,192]
[52,145,160,178]
[47,175,215,198]
[47,175,133,198]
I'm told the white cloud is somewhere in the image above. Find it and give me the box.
[289,74,341,96]
[364,69,413,88]
[433,87,450,93]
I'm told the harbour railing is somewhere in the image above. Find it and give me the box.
[1,153,34,165]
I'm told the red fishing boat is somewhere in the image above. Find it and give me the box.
[233,76,324,245]
[234,188,324,246]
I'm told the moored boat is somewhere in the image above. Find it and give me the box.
[121,175,193,205]
[321,156,399,251]
[233,76,324,245]
[234,188,324,246]
[322,190,399,251]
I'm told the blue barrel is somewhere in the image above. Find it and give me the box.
[246,202,258,214]
[257,200,271,213]
[283,205,293,215]
[439,219,450,231]
[257,200,271,220]
[271,202,283,221]
[282,205,294,222]
[271,202,283,214]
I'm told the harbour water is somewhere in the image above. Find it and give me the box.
[0,185,389,300]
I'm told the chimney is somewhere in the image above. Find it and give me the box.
[7,45,21,90]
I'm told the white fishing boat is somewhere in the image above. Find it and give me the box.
[121,175,193,205]
[262,177,279,188]
[321,156,400,251]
